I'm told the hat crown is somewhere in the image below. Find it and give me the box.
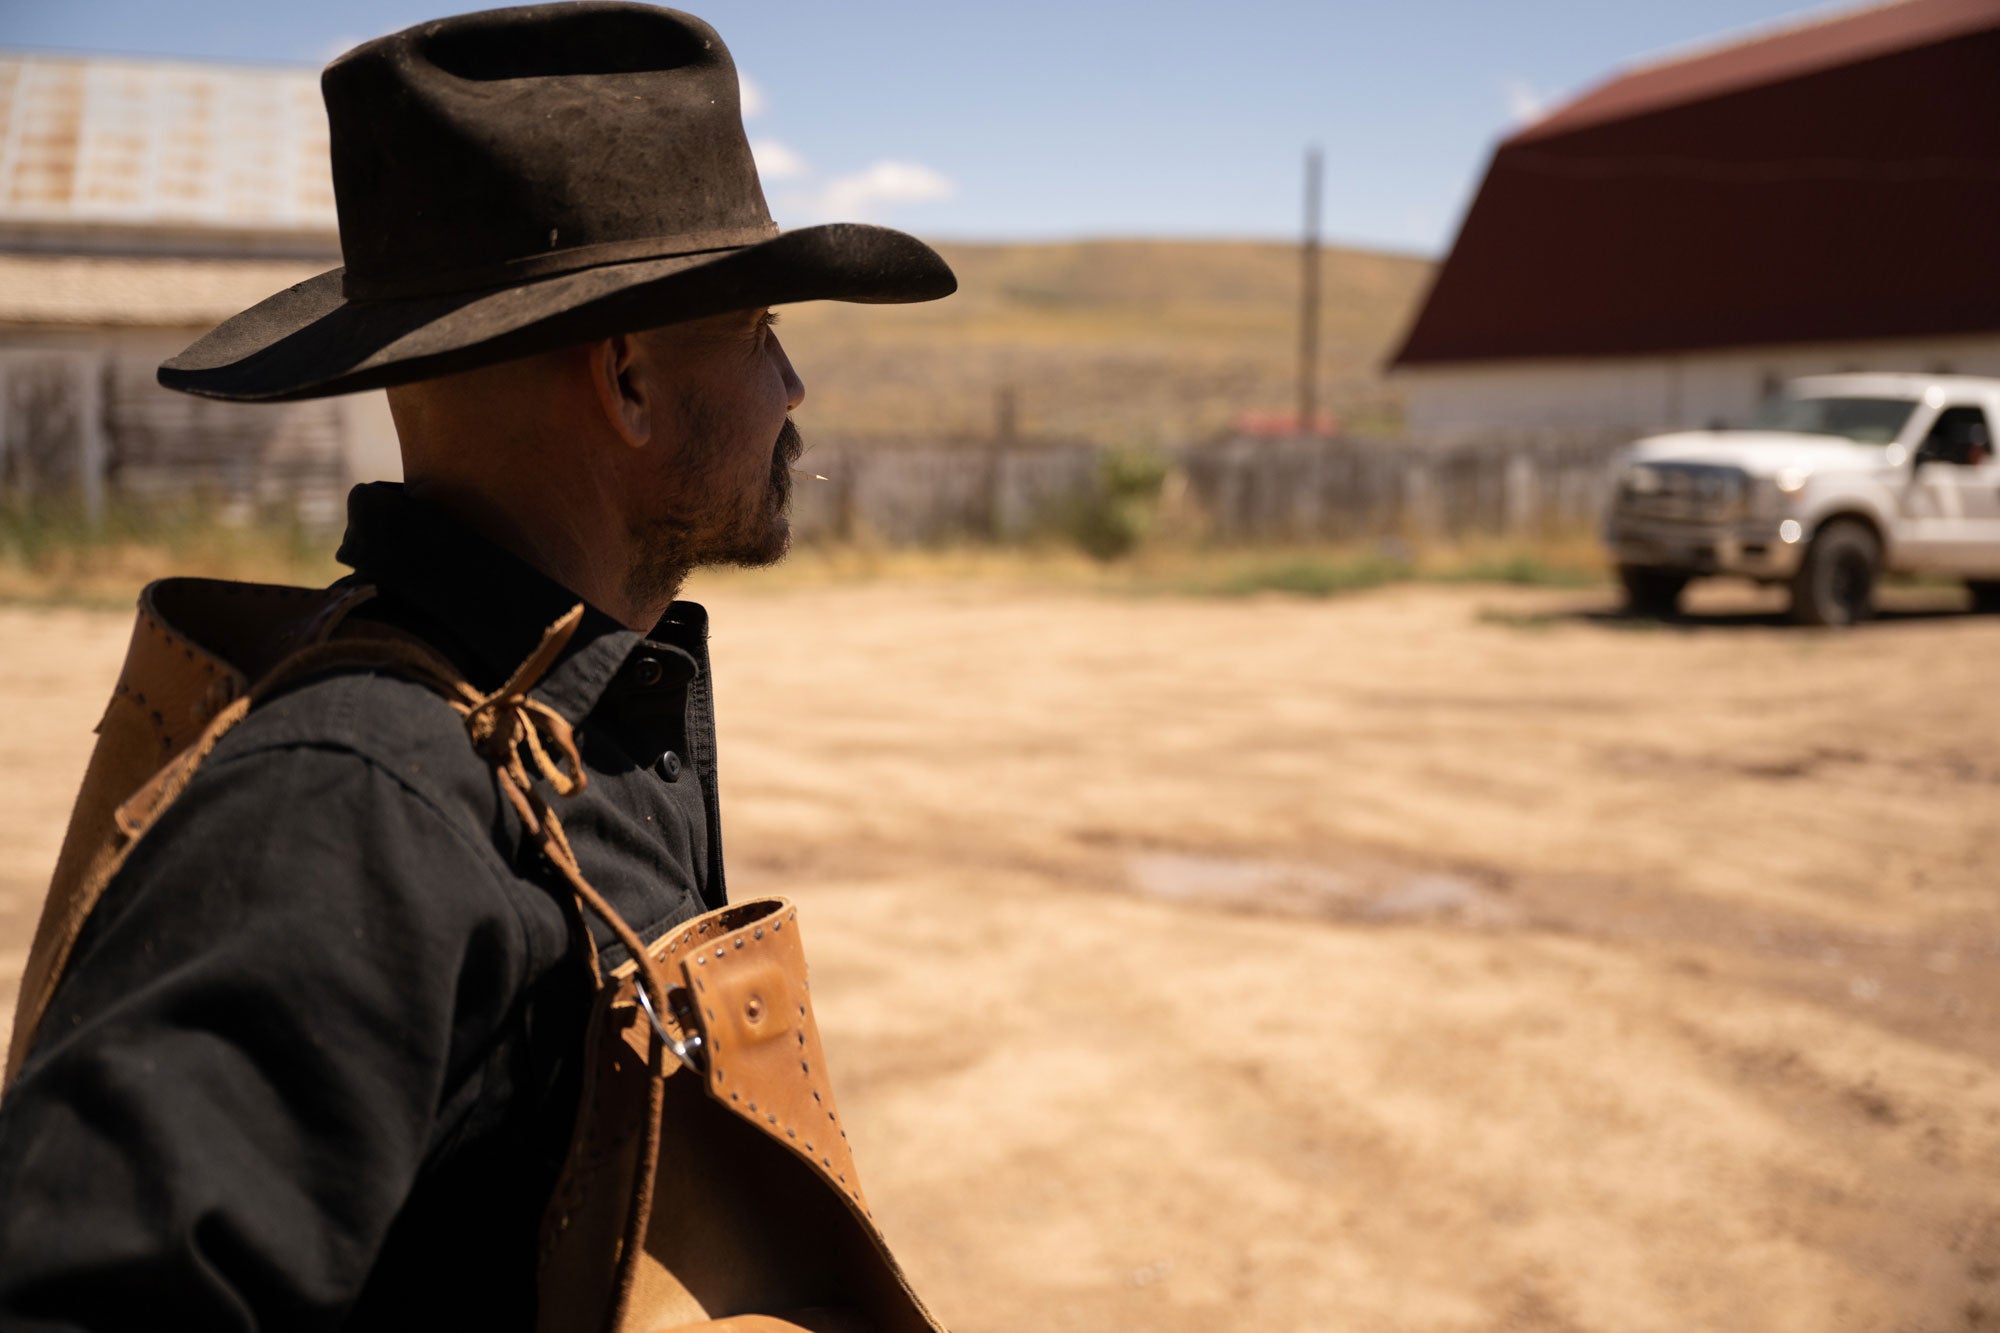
[324,3,776,301]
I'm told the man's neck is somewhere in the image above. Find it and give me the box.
[402,475,674,631]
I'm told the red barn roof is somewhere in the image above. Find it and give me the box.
[1389,0,2000,368]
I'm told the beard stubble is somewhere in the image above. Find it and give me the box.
[623,415,804,613]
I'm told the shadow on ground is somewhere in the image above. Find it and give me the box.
[1484,585,1986,632]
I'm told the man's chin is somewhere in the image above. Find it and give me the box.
[749,519,793,568]
[716,515,792,570]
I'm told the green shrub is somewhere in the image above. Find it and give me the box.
[1069,446,1172,561]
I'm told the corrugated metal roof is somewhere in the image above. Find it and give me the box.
[0,51,335,236]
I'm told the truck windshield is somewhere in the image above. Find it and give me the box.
[1751,396,1917,444]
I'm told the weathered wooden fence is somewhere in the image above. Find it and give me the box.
[1178,432,1627,542]
[786,442,1101,544]
[787,433,1628,545]
[0,348,348,526]
[0,348,1629,545]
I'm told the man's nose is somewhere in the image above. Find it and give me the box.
[771,333,806,411]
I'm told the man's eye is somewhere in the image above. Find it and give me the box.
[758,311,780,335]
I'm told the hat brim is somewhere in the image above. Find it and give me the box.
[158,222,956,402]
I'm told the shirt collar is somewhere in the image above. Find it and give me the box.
[333,481,703,725]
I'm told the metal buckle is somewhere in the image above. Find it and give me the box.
[635,982,708,1075]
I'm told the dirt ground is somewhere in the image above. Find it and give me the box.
[2,578,1996,1332]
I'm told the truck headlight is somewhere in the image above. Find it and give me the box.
[1749,469,1809,519]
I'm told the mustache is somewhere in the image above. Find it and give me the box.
[769,417,804,501]
[774,417,803,467]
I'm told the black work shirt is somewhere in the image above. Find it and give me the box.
[0,482,727,1331]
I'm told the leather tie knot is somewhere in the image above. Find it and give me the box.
[467,689,586,802]
[458,606,589,840]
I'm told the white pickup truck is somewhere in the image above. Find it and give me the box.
[1603,373,2000,624]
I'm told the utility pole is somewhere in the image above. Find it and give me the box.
[994,383,1019,444]
[1298,144,1323,437]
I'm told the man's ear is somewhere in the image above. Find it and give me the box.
[586,333,651,448]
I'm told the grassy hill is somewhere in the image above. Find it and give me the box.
[772,238,1434,446]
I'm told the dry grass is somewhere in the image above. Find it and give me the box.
[0,503,341,610]
[773,238,1434,444]
[690,533,1609,598]
[0,491,1601,612]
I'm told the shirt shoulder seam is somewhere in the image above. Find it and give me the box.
[198,737,542,968]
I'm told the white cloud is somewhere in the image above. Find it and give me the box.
[786,160,956,221]
[738,72,766,119]
[1503,76,1555,126]
[751,138,809,183]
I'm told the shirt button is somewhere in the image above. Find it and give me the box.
[632,657,664,688]
[659,751,682,782]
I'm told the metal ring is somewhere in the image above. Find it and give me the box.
[635,983,707,1075]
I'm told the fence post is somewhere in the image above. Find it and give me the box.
[1400,458,1437,545]
[0,358,10,495]
[982,444,1005,541]
[1503,452,1537,535]
[76,353,106,531]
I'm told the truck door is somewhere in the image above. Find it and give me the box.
[1912,404,2000,576]
[1894,404,1959,571]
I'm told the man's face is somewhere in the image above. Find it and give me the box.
[623,306,806,606]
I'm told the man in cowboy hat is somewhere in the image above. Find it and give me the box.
[0,4,954,1328]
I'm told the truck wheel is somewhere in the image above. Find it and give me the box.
[1968,581,2000,614]
[1619,565,1689,618]
[1789,519,1879,626]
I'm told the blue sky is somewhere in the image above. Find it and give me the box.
[2,0,1831,255]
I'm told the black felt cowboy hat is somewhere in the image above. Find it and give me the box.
[159,2,956,402]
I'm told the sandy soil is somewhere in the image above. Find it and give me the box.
[2,580,1996,1332]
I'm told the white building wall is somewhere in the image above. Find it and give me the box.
[1396,334,2000,438]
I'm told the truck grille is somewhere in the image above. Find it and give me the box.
[1617,463,1747,523]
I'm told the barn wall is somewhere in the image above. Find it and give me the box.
[1395,334,2000,437]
